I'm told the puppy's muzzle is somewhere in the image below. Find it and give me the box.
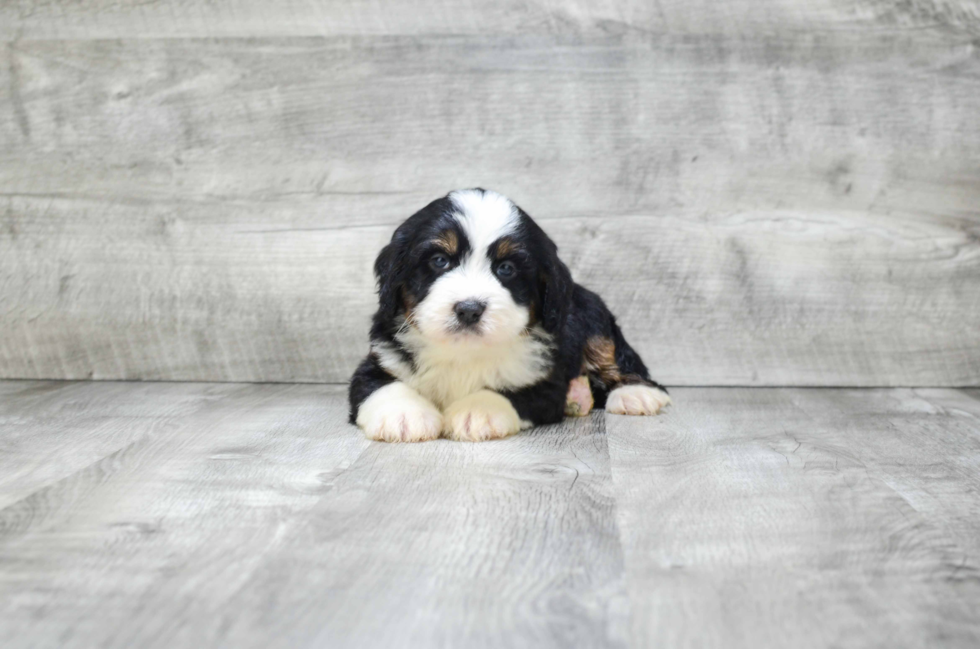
[453,300,486,328]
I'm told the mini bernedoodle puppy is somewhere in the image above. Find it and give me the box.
[349,188,670,442]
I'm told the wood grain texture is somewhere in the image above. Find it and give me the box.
[1,34,979,385]
[1,0,978,39]
[0,382,371,647]
[1,199,978,386]
[606,388,980,649]
[0,380,241,508]
[3,382,980,647]
[0,381,628,648]
[211,413,628,648]
[807,388,980,553]
[3,34,979,218]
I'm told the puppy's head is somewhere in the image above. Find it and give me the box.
[373,188,572,346]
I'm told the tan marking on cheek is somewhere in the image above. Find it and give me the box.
[401,288,418,324]
[582,336,622,385]
[526,301,537,327]
[433,230,458,255]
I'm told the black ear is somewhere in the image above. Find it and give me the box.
[540,245,573,334]
[373,240,403,324]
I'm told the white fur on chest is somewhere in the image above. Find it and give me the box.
[373,329,552,410]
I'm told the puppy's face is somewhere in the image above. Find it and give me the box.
[374,189,570,346]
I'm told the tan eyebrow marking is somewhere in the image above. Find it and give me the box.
[494,237,522,258]
[432,230,458,255]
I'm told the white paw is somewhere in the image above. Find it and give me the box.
[356,382,443,442]
[444,390,523,442]
[606,384,671,416]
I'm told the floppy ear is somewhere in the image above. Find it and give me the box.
[540,245,573,334]
[373,240,403,323]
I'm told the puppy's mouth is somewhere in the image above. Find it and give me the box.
[448,322,485,337]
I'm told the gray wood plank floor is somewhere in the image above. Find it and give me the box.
[2,381,979,648]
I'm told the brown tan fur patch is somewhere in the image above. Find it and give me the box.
[582,336,646,387]
[582,336,619,384]
[401,287,418,324]
[525,301,537,327]
[433,230,459,255]
[493,237,522,258]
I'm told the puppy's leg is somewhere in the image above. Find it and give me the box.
[606,324,671,415]
[443,389,527,442]
[349,355,442,442]
[504,376,571,426]
[583,319,671,416]
[565,375,594,416]
[443,376,569,441]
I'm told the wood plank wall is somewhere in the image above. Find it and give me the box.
[1,2,979,386]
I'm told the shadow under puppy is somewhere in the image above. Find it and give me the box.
[349,189,670,442]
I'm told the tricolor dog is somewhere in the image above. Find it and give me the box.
[349,189,670,442]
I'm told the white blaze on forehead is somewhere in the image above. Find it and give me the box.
[448,189,520,255]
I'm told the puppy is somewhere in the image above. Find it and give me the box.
[349,189,670,442]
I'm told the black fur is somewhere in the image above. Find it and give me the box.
[349,189,666,426]
[348,354,396,421]
[499,284,666,422]
[369,197,470,341]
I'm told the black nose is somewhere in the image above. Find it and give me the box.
[453,300,486,327]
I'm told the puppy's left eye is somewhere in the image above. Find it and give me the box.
[429,253,450,270]
[496,261,517,279]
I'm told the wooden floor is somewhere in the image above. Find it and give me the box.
[2,381,979,648]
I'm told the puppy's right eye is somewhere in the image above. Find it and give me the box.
[429,254,450,271]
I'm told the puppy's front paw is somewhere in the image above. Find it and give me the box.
[444,390,523,442]
[606,384,671,416]
[356,382,443,442]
